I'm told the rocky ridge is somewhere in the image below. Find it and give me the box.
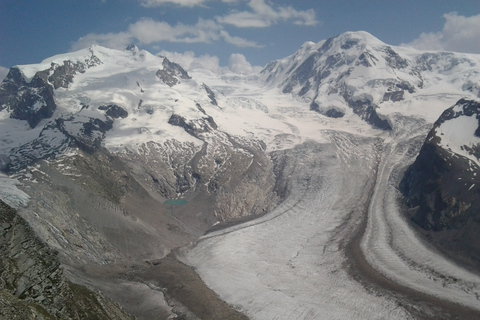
[0,200,133,320]
[401,98,480,268]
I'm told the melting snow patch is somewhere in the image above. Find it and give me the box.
[436,115,480,166]
[0,173,30,208]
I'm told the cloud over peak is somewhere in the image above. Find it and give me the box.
[158,50,261,75]
[404,12,480,54]
[71,0,317,52]
[217,0,318,28]
[71,18,261,51]
[139,0,207,7]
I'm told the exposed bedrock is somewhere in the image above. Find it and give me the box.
[401,99,480,269]
[0,200,133,320]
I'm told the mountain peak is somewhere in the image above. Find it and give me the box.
[318,31,386,55]
[124,44,139,54]
[260,30,389,89]
[338,30,383,43]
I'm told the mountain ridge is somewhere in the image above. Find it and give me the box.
[259,31,480,129]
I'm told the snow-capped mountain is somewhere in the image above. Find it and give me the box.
[1,44,278,216]
[260,31,480,128]
[1,31,480,319]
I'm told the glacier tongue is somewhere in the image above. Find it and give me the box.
[179,120,480,319]
[178,135,410,320]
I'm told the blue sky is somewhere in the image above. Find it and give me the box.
[1,0,480,75]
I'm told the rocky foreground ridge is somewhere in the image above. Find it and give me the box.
[0,200,133,320]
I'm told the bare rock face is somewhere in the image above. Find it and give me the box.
[7,115,114,172]
[0,67,56,128]
[127,115,278,222]
[156,57,191,87]
[202,83,219,106]
[342,93,392,130]
[401,99,480,268]
[0,200,133,320]
[0,52,102,128]
[98,104,129,119]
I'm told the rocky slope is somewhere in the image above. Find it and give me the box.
[0,200,133,320]
[401,98,480,269]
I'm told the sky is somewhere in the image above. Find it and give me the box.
[1,0,480,78]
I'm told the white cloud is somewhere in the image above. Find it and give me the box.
[158,50,261,74]
[158,50,223,73]
[0,66,9,81]
[129,18,222,44]
[140,0,207,7]
[228,53,262,74]
[71,32,132,51]
[220,30,262,47]
[217,0,318,28]
[404,12,480,53]
[71,18,260,51]
[139,0,238,7]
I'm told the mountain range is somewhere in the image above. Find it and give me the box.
[1,31,480,319]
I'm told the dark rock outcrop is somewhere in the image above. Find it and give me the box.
[7,115,113,172]
[0,67,56,128]
[168,113,217,139]
[401,99,480,268]
[309,101,345,118]
[0,51,102,128]
[98,104,129,119]
[48,59,98,89]
[202,83,218,106]
[156,57,191,87]
[344,94,391,130]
